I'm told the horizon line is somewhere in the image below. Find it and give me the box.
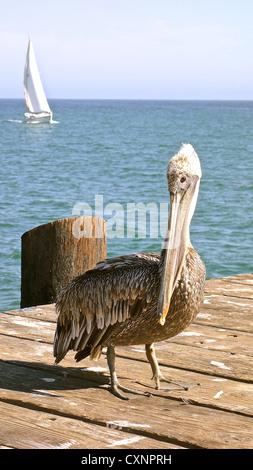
[1,97,253,102]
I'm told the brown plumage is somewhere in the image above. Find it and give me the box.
[53,143,206,399]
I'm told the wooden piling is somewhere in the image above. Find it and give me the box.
[21,216,106,308]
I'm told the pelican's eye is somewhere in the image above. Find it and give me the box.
[180,175,187,183]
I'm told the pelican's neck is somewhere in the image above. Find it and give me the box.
[159,241,191,273]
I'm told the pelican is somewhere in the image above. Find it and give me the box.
[53,143,206,399]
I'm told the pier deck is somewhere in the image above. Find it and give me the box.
[0,273,252,449]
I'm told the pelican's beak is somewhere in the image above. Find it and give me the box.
[158,175,199,326]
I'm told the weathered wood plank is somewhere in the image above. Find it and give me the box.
[3,294,253,341]
[205,275,253,299]
[0,360,252,449]
[1,321,252,384]
[1,311,252,357]
[2,305,57,323]
[173,324,253,356]
[0,313,55,342]
[4,291,252,334]
[0,400,181,449]
[1,351,253,418]
[0,313,252,371]
[224,273,253,282]
[202,294,253,315]
[196,308,253,334]
[0,273,252,449]
[122,341,253,382]
[1,332,253,418]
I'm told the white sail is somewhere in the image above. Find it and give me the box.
[24,39,52,121]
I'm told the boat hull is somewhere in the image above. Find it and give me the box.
[24,112,52,124]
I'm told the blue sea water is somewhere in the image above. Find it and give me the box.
[0,99,252,312]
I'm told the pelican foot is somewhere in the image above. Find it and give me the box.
[153,373,190,391]
[145,344,194,392]
[107,346,151,400]
[110,382,152,400]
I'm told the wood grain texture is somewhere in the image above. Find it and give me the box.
[21,216,106,308]
[1,273,253,449]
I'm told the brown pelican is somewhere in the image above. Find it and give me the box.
[53,143,206,399]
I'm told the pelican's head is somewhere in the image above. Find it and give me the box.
[167,143,201,192]
[158,143,202,326]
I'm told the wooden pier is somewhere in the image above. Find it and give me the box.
[0,273,252,450]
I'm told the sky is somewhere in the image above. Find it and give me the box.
[1,0,253,100]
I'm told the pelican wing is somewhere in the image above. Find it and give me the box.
[53,252,160,363]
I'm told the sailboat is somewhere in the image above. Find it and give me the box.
[24,39,53,123]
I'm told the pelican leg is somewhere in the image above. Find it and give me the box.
[145,343,189,391]
[107,346,151,400]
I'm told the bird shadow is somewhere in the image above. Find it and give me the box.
[0,359,110,396]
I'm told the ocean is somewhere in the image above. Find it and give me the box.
[0,99,252,312]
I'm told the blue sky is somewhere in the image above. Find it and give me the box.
[1,0,253,99]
